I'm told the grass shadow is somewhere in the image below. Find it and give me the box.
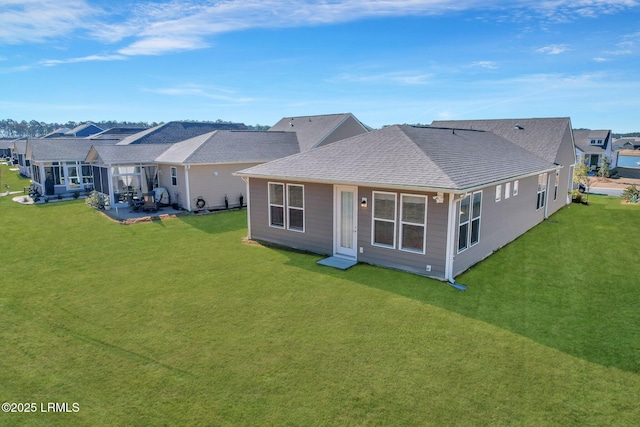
[271,197,639,374]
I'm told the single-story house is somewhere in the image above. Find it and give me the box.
[235,125,565,281]
[86,115,370,211]
[431,117,576,211]
[0,139,14,158]
[26,139,113,195]
[12,139,29,177]
[63,123,105,138]
[572,129,615,170]
[268,113,371,151]
[115,121,248,145]
[85,144,173,205]
[153,130,301,211]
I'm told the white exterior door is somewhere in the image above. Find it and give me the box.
[334,186,358,259]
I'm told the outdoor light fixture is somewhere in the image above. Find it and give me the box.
[361,197,367,208]
[432,192,444,203]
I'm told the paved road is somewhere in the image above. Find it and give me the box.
[590,188,623,197]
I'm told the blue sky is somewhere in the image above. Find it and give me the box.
[1,1,639,132]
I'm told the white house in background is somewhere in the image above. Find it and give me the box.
[572,129,615,170]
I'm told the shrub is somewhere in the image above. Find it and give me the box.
[622,185,639,203]
[73,191,80,199]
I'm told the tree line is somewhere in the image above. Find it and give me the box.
[0,119,270,138]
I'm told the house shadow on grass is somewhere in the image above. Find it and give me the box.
[270,242,639,375]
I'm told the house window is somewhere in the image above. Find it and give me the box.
[513,180,519,196]
[537,173,548,210]
[505,182,511,199]
[81,164,93,184]
[372,192,397,248]
[495,184,502,202]
[400,194,427,253]
[170,167,177,186]
[45,163,65,185]
[268,182,285,228]
[554,170,559,200]
[458,191,482,252]
[31,164,41,184]
[287,184,304,232]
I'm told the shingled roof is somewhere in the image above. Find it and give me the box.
[236,125,557,192]
[269,113,369,152]
[572,129,611,154]
[86,144,172,164]
[117,121,248,145]
[26,139,106,162]
[431,117,571,163]
[155,130,300,164]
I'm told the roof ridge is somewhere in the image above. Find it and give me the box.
[396,125,460,188]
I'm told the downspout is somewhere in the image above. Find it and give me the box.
[444,193,456,282]
[184,165,191,212]
[544,172,550,219]
[242,177,252,239]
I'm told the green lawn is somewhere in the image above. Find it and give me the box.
[0,175,638,426]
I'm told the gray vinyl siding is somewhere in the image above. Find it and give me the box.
[316,116,368,148]
[548,123,577,214]
[248,178,334,255]
[357,187,448,279]
[453,174,547,276]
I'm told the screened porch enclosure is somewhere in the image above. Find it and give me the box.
[93,163,160,206]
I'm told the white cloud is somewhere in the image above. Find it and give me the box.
[330,71,434,85]
[4,0,640,61]
[40,54,127,67]
[536,44,571,55]
[593,57,610,62]
[0,0,99,44]
[144,84,254,103]
[469,61,498,69]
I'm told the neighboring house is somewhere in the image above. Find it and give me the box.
[116,121,248,145]
[268,113,371,151]
[86,115,369,211]
[12,139,29,177]
[85,144,173,204]
[42,128,71,138]
[154,130,300,211]
[235,125,562,282]
[613,137,640,151]
[0,138,13,158]
[432,117,576,210]
[26,139,114,195]
[64,123,104,138]
[572,129,614,170]
[88,126,149,142]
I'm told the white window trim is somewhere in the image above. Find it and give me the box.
[495,184,502,202]
[505,182,511,199]
[470,191,482,247]
[286,183,305,233]
[537,173,548,210]
[170,167,177,186]
[268,182,285,229]
[513,180,519,196]
[399,193,427,254]
[371,191,397,249]
[458,190,482,253]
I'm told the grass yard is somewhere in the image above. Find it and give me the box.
[0,172,638,425]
